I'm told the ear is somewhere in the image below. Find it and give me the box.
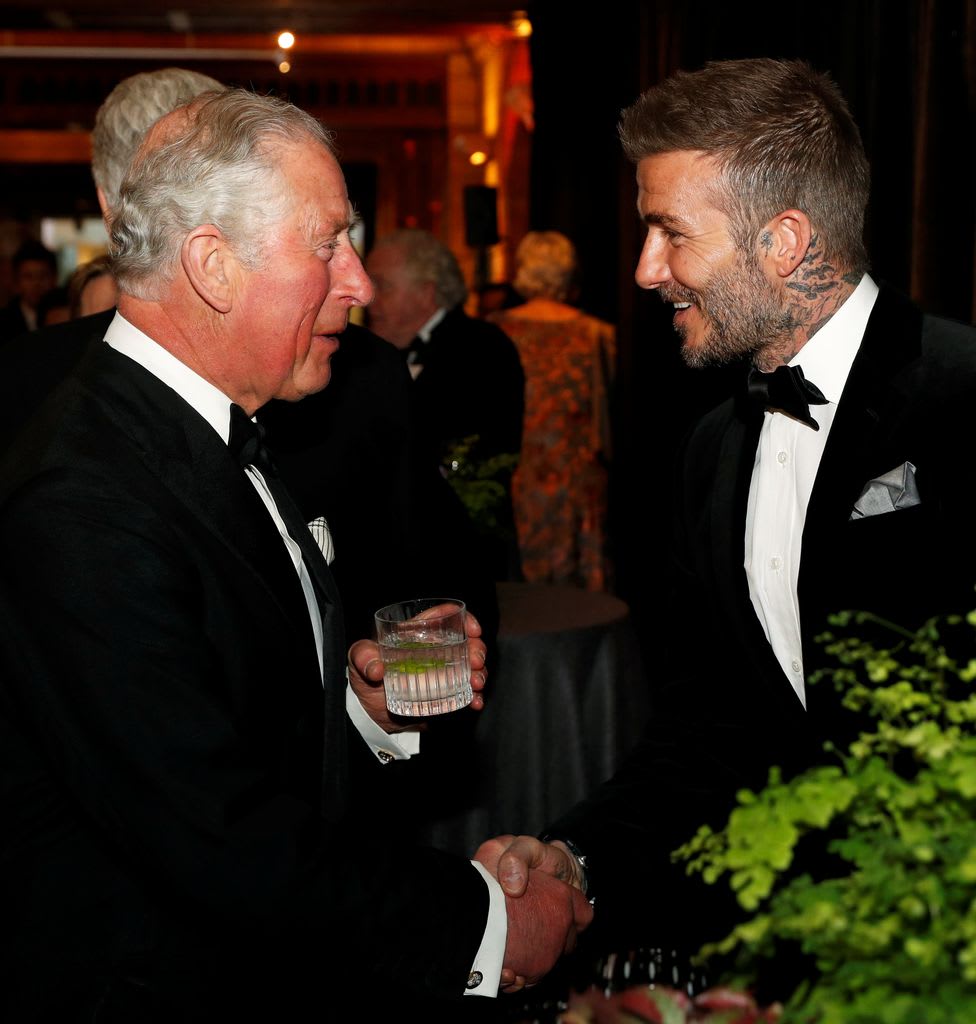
[759,209,812,278]
[181,226,235,314]
[95,186,111,225]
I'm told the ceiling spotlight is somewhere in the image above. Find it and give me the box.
[277,31,295,49]
[278,60,292,74]
[511,12,532,38]
[469,151,488,167]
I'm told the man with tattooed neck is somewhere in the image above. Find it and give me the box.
[475,58,976,972]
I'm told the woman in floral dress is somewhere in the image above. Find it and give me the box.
[488,231,615,590]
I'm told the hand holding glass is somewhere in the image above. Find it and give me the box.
[374,598,473,716]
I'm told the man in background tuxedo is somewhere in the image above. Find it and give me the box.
[0,88,592,1020]
[478,57,976,960]
[0,239,57,341]
[367,228,525,579]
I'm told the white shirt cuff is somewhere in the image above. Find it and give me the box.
[465,860,506,997]
[345,681,421,762]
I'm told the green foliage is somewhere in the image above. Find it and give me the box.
[441,434,519,534]
[676,609,976,1022]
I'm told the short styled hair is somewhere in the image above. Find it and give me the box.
[619,58,870,273]
[13,239,57,273]
[110,89,334,301]
[92,68,225,214]
[374,229,467,309]
[513,231,578,302]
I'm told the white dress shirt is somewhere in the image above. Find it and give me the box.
[744,274,879,707]
[405,306,447,379]
[104,312,505,994]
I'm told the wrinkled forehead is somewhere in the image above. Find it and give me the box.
[282,143,354,235]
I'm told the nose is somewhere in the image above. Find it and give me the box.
[338,248,375,307]
[634,231,672,291]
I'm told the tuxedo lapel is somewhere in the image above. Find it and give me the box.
[707,400,806,712]
[83,346,350,817]
[708,405,758,625]
[802,287,921,546]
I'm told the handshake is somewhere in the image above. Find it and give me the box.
[474,834,595,993]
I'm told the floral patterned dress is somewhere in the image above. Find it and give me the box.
[488,304,615,590]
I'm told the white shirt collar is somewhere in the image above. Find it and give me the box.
[416,306,448,343]
[104,311,237,443]
[788,273,879,404]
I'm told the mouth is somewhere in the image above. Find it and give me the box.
[671,301,695,327]
[312,331,342,353]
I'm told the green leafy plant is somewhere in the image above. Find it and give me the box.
[676,609,976,1023]
[442,434,519,534]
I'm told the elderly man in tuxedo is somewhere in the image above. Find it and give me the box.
[367,228,526,580]
[478,57,976,962]
[1,70,498,653]
[0,89,591,1021]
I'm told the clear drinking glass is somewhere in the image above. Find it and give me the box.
[374,598,472,716]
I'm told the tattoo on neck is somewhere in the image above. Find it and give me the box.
[780,233,856,346]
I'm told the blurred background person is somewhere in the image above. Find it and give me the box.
[489,231,616,591]
[35,285,70,328]
[0,240,58,341]
[367,227,525,581]
[66,254,117,319]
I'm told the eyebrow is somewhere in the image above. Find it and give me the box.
[639,209,689,232]
[305,209,351,246]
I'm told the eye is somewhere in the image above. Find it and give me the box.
[318,239,340,261]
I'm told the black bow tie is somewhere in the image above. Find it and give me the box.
[404,336,426,365]
[228,403,277,475]
[227,402,333,600]
[746,364,828,430]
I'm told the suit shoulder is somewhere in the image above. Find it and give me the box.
[920,312,976,369]
[683,395,738,455]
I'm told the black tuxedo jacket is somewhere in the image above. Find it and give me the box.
[0,313,498,644]
[260,324,499,644]
[550,285,976,951]
[409,305,525,579]
[0,298,31,346]
[0,307,113,452]
[410,304,524,465]
[0,344,488,1020]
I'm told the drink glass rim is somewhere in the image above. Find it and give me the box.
[374,597,466,626]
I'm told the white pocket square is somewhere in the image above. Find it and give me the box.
[307,516,335,564]
[849,461,920,520]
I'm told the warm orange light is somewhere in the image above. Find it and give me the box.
[277,31,295,49]
[278,60,292,73]
[469,151,488,166]
[512,14,532,38]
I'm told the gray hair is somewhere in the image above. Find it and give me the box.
[110,89,334,301]
[619,58,870,273]
[92,68,225,214]
[513,230,578,301]
[374,228,467,309]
